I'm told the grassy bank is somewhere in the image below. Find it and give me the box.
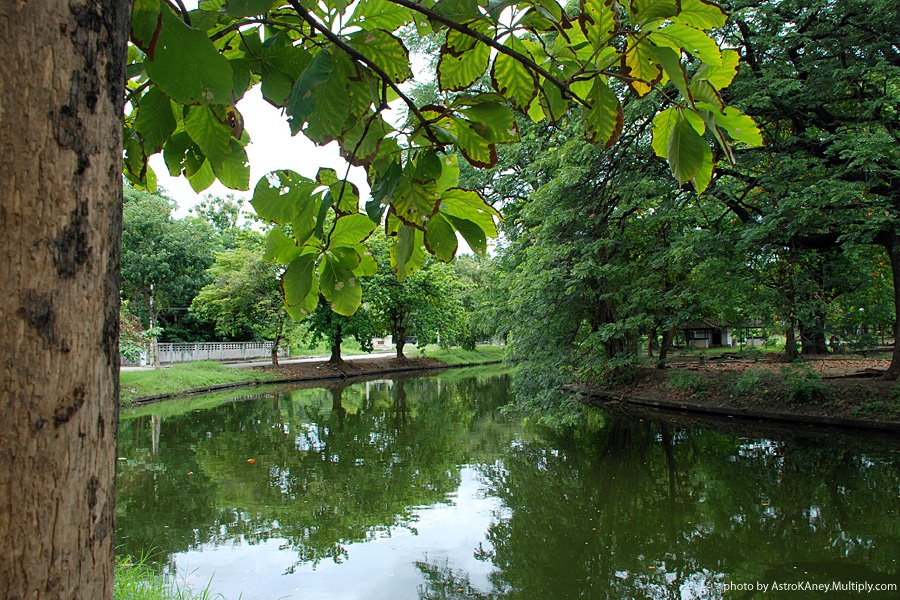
[408,344,506,365]
[120,346,506,405]
[120,361,276,405]
[115,556,219,600]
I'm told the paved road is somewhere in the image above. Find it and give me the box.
[121,352,396,372]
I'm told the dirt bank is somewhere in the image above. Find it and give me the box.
[577,356,899,430]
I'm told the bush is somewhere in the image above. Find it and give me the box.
[780,365,827,403]
[732,368,771,396]
[667,369,706,396]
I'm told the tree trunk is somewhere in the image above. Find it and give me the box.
[884,231,900,380]
[271,332,281,366]
[656,328,675,369]
[0,2,130,598]
[799,311,829,355]
[329,323,344,363]
[395,321,406,359]
[785,318,799,359]
[647,328,658,358]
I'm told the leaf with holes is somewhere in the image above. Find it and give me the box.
[144,6,234,105]
[319,254,363,316]
[251,170,318,223]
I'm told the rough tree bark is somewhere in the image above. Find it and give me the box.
[0,1,130,598]
[799,311,829,355]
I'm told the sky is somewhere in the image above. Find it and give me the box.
[152,87,374,218]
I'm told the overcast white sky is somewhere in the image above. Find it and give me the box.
[153,87,376,217]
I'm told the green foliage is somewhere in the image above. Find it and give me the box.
[780,364,828,403]
[191,233,295,357]
[667,370,707,396]
[121,186,223,342]
[125,0,755,324]
[731,368,772,396]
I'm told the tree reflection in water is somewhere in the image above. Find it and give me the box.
[116,368,898,598]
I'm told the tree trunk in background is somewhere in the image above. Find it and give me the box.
[0,2,130,598]
[799,311,829,355]
[656,328,675,369]
[329,323,344,363]
[885,231,900,380]
[785,319,799,360]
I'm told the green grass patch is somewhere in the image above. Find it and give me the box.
[115,554,223,600]
[409,345,506,365]
[120,361,275,405]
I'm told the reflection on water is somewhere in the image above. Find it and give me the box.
[116,366,899,599]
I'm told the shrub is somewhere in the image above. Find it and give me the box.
[780,365,827,403]
[667,369,706,396]
[732,368,771,396]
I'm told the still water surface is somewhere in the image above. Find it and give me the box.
[116,367,898,599]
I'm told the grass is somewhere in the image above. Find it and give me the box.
[115,555,224,600]
[409,344,506,365]
[120,361,276,405]
[120,346,507,404]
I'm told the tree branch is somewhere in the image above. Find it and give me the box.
[385,0,588,107]
[286,0,444,146]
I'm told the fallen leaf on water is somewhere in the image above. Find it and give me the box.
[187,471,193,476]
[117,457,127,461]
[247,458,257,464]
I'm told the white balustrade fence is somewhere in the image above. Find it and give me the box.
[157,341,287,364]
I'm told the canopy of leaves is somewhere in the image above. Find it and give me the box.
[125,0,757,325]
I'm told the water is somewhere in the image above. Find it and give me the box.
[116,366,899,599]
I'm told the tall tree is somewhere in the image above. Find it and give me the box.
[0,2,131,597]
[191,234,294,365]
[713,0,900,372]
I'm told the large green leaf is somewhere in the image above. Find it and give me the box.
[348,0,414,31]
[143,6,234,105]
[391,177,441,227]
[672,0,727,29]
[628,0,679,24]
[651,23,722,66]
[225,0,273,17]
[211,140,250,190]
[264,227,302,264]
[460,98,520,144]
[692,141,714,193]
[651,107,677,158]
[695,48,740,90]
[319,254,363,316]
[250,170,318,223]
[452,119,498,168]
[650,46,691,103]
[438,43,490,92]
[580,0,618,48]
[256,35,311,107]
[714,107,763,146]
[389,221,426,281]
[329,214,378,247]
[348,29,412,83]
[186,158,215,193]
[287,50,334,133]
[425,213,459,261]
[134,88,176,153]
[440,188,500,237]
[490,36,538,112]
[583,77,624,148]
[282,253,319,318]
[183,105,232,166]
[667,110,707,184]
[132,0,162,52]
